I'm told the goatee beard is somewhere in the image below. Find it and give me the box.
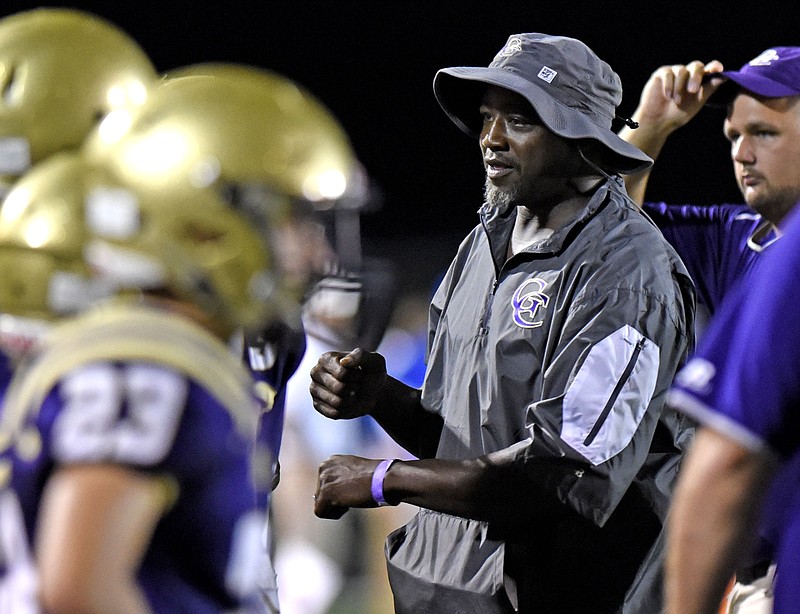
[484,177,516,214]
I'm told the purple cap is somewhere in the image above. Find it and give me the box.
[720,47,800,97]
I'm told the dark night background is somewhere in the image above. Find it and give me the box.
[2,1,797,295]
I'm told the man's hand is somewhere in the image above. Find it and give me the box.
[620,59,725,204]
[632,60,725,137]
[309,348,388,420]
[314,455,387,519]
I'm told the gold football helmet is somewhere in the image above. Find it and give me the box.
[87,62,363,207]
[0,151,286,340]
[0,8,157,194]
[84,63,367,299]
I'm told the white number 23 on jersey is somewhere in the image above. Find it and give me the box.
[52,363,188,466]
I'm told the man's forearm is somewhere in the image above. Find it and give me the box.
[666,428,777,614]
[382,444,562,526]
[369,376,443,458]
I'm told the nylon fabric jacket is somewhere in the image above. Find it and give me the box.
[386,177,696,613]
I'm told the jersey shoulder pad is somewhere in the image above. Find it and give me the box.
[1,302,257,442]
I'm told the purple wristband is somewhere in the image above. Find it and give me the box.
[371,459,397,506]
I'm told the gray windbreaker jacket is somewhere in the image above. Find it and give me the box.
[386,177,696,613]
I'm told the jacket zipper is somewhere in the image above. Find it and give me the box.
[478,211,502,337]
[478,277,500,336]
[583,336,646,446]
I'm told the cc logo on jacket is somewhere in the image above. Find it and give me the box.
[511,277,550,328]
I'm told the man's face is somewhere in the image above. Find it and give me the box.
[479,86,580,210]
[724,92,800,226]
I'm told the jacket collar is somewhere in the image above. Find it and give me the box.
[479,176,621,262]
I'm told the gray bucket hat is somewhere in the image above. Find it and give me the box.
[433,33,652,175]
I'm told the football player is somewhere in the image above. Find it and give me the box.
[0,7,157,199]
[0,63,369,613]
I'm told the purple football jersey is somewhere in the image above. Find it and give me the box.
[0,306,269,613]
[10,363,267,613]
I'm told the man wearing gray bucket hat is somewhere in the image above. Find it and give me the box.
[309,33,695,613]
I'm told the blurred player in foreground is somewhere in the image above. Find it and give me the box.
[88,59,361,498]
[0,146,285,613]
[0,61,366,612]
[0,7,157,199]
[85,63,374,607]
[0,2,157,381]
[0,4,158,405]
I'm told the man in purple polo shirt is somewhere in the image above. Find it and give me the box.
[618,47,800,612]
[619,47,800,312]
